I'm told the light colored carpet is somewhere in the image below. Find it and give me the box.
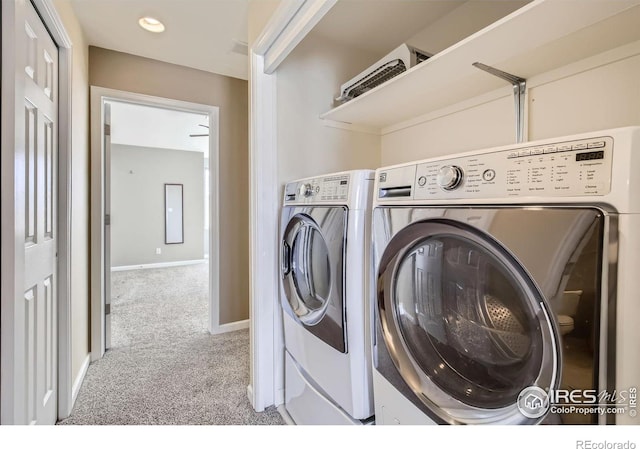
[58,263,284,425]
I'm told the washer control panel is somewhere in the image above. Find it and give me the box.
[285,174,350,203]
[378,135,614,200]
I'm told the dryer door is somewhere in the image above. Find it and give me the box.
[282,207,348,352]
[377,217,560,424]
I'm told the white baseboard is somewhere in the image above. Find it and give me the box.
[247,384,255,409]
[111,259,207,272]
[210,318,249,335]
[71,355,91,407]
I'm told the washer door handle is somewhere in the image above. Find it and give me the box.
[281,240,291,276]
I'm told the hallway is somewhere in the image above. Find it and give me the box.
[59,264,283,425]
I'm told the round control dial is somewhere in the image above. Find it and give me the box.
[299,183,314,198]
[437,165,464,191]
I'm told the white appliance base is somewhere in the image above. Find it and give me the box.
[284,351,365,425]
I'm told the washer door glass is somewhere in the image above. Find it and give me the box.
[379,219,558,416]
[284,215,331,325]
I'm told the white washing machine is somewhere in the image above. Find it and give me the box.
[371,127,640,425]
[280,170,375,424]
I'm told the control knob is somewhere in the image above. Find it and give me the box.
[437,165,464,191]
[299,183,314,198]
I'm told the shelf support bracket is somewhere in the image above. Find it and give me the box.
[472,62,527,143]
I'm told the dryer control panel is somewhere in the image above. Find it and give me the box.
[284,174,350,203]
[378,135,614,201]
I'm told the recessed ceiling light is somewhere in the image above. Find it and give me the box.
[138,17,165,33]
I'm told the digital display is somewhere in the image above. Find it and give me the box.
[576,151,604,162]
[340,180,348,185]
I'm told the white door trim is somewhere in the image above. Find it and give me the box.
[89,87,221,360]
[262,0,337,74]
[0,0,73,423]
[248,51,279,412]
[247,0,335,412]
[252,0,304,55]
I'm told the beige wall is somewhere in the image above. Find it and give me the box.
[90,47,249,324]
[381,95,514,166]
[381,44,640,165]
[277,33,381,186]
[248,0,281,46]
[52,0,91,390]
[527,54,640,139]
[110,145,205,267]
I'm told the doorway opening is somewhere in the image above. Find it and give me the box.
[90,87,221,360]
[106,100,212,351]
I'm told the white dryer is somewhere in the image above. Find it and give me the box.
[372,127,640,425]
[280,170,375,424]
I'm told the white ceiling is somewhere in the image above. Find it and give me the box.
[108,101,209,155]
[70,0,249,80]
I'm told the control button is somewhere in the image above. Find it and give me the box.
[437,165,464,191]
[518,149,531,157]
[531,148,544,155]
[573,143,588,150]
[482,169,496,182]
[298,183,314,198]
[417,176,427,187]
[557,145,572,152]
[543,146,557,154]
[315,186,320,193]
[588,141,605,149]
[507,151,519,159]
[583,182,604,192]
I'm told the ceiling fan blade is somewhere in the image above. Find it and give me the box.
[189,133,209,137]
[198,124,209,129]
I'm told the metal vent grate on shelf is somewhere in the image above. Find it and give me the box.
[341,59,407,100]
[415,51,430,64]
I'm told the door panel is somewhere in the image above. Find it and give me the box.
[25,101,37,244]
[8,0,60,425]
[284,215,332,324]
[374,207,605,424]
[104,102,112,350]
[281,207,348,353]
[389,227,547,406]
